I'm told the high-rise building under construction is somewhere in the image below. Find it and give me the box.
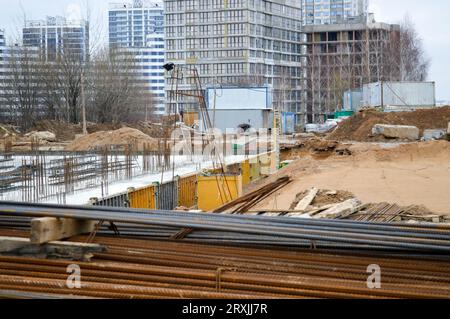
[303,0,369,25]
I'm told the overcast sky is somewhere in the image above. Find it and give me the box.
[0,0,449,100]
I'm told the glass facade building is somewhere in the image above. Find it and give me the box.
[22,16,89,62]
[0,29,4,46]
[109,0,166,115]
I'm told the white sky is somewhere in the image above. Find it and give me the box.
[0,0,449,100]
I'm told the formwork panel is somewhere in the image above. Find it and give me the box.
[128,185,156,209]
[197,174,242,212]
[94,193,129,207]
[158,181,178,210]
[241,159,251,186]
[178,174,197,208]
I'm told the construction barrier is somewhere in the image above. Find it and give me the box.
[128,185,157,209]
[90,152,276,210]
[177,174,197,208]
[241,159,251,186]
[197,174,242,212]
[93,192,129,207]
[157,180,178,210]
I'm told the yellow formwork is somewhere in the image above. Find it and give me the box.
[128,185,156,209]
[241,159,251,186]
[178,174,197,208]
[197,174,242,212]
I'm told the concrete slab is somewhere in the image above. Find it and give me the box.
[372,124,420,140]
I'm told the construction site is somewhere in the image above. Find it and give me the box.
[0,79,450,298]
[0,0,449,301]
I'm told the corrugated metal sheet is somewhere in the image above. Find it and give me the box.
[158,181,178,210]
[178,174,197,208]
[93,193,129,207]
[282,112,296,134]
[363,82,436,109]
[343,89,362,111]
[128,185,156,209]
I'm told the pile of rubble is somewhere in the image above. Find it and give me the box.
[328,107,450,142]
[254,188,448,224]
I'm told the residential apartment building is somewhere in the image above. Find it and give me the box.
[303,0,369,25]
[22,16,89,62]
[0,40,42,124]
[164,0,306,124]
[109,0,166,115]
[0,29,5,46]
[304,14,400,122]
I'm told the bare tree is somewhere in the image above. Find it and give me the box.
[87,47,155,124]
[393,15,431,81]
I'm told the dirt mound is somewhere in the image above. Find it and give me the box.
[65,127,158,151]
[355,140,450,163]
[329,107,450,141]
[281,137,351,161]
[32,120,122,141]
[0,124,20,138]
[131,121,171,138]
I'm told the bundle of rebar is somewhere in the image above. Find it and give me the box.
[0,231,449,299]
[213,177,292,213]
[1,201,450,253]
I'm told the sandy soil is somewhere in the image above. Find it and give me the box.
[65,127,158,151]
[251,141,450,215]
[329,106,450,142]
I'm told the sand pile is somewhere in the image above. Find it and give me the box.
[329,107,450,142]
[132,121,171,138]
[353,140,450,163]
[32,120,122,141]
[249,140,450,215]
[65,127,158,151]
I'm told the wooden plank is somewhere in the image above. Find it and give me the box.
[0,237,29,253]
[314,199,361,219]
[295,188,319,211]
[30,217,97,244]
[0,236,105,261]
